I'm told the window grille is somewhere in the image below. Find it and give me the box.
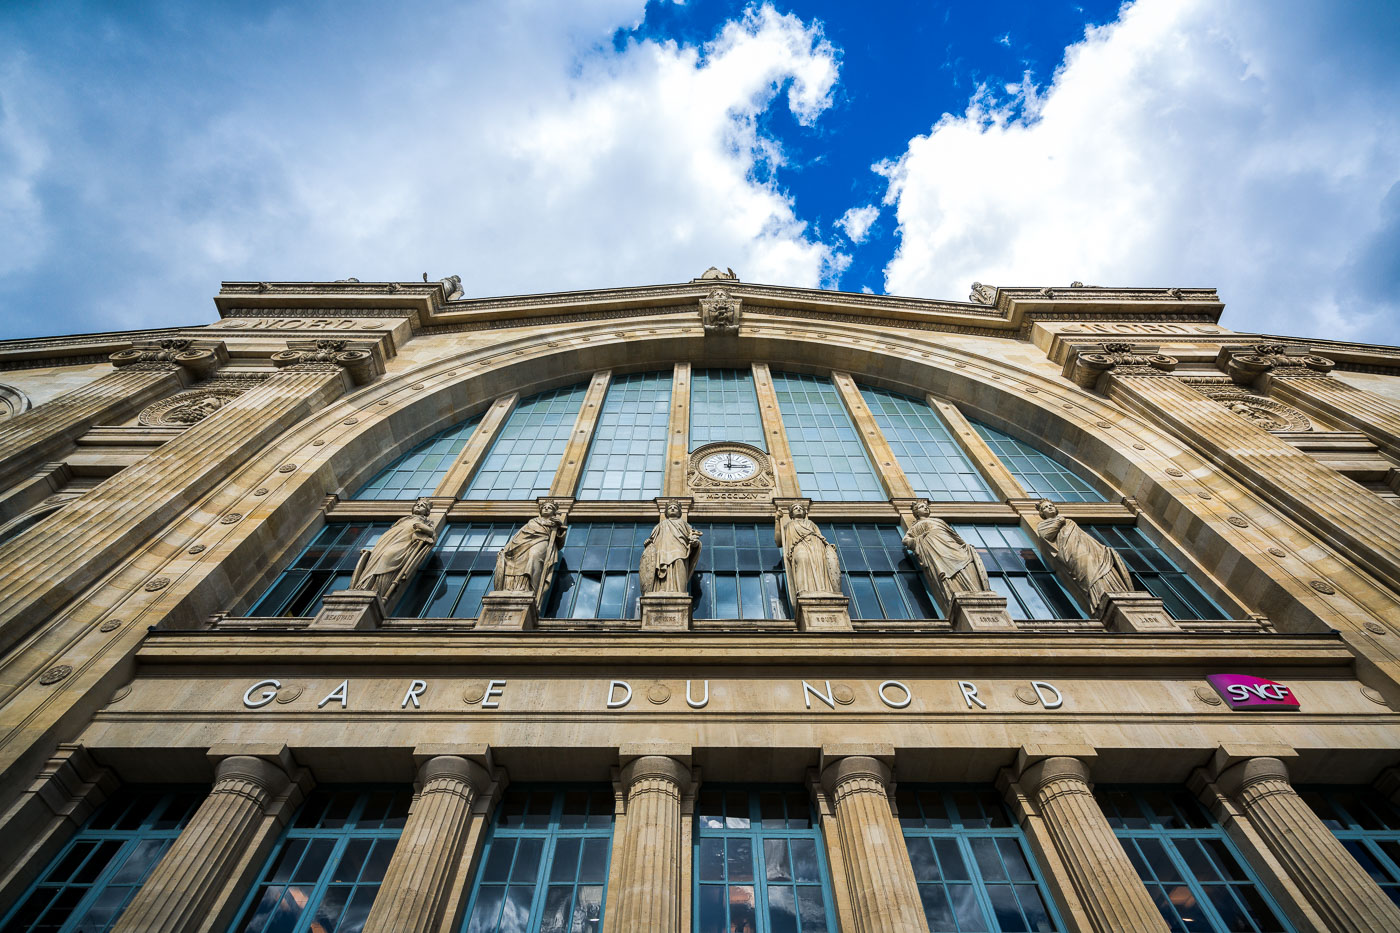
[249,522,388,617]
[692,368,765,451]
[690,523,789,620]
[771,373,885,501]
[969,422,1103,502]
[352,414,482,499]
[828,522,939,620]
[1085,526,1225,620]
[1299,787,1400,906]
[395,523,517,618]
[951,525,1082,620]
[859,387,994,501]
[465,384,589,500]
[544,522,648,620]
[577,372,671,500]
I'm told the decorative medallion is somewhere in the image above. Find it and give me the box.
[343,418,358,425]
[1360,686,1390,707]
[832,684,856,706]
[646,683,672,705]
[188,544,206,554]
[1310,580,1336,595]
[412,383,425,390]
[1205,389,1312,433]
[254,488,268,496]
[462,683,487,704]
[688,442,774,502]
[1165,468,1184,477]
[99,619,121,633]
[1227,516,1250,528]
[1096,421,1112,429]
[39,665,71,685]
[276,684,304,704]
[1365,621,1387,635]
[1197,492,1213,500]
[278,464,297,473]
[1133,443,1146,450]
[1267,547,1287,557]
[144,576,170,592]
[219,513,243,525]
[108,685,132,705]
[1193,686,1223,707]
[1025,387,1038,394]
[138,385,246,427]
[312,439,325,446]
[1014,687,1039,706]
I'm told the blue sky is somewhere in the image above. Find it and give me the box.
[1,0,1397,343]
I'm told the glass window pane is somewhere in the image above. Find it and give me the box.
[772,373,885,501]
[353,415,483,499]
[970,420,1104,502]
[860,386,994,501]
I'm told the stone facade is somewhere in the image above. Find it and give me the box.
[0,275,1398,932]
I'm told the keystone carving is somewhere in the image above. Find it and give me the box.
[700,286,741,335]
[1220,343,1335,388]
[270,339,384,385]
[109,339,226,379]
[1063,342,1179,391]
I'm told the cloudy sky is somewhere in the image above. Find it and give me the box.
[1,0,1397,343]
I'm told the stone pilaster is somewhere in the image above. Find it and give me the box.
[663,363,691,496]
[610,756,689,933]
[819,756,929,933]
[550,370,611,496]
[433,392,518,496]
[363,755,492,933]
[831,372,915,499]
[1269,373,1400,461]
[1212,756,1400,932]
[752,363,800,497]
[112,755,293,933]
[1015,755,1166,933]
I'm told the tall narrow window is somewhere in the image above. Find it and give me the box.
[394,523,516,619]
[1097,787,1292,932]
[0,787,201,933]
[232,788,409,933]
[951,524,1082,620]
[694,787,836,933]
[970,422,1104,502]
[352,414,483,499]
[465,383,589,500]
[897,786,1061,932]
[692,368,765,450]
[1085,526,1225,620]
[577,371,671,500]
[859,387,994,501]
[250,522,388,617]
[771,372,885,501]
[1299,787,1400,905]
[828,523,939,620]
[691,523,789,620]
[545,522,648,620]
[462,786,613,933]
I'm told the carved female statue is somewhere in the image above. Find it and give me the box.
[903,502,990,599]
[351,498,437,601]
[492,501,567,605]
[640,502,702,594]
[1034,499,1135,613]
[775,504,842,598]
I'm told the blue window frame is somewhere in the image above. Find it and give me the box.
[692,368,765,451]
[771,372,885,502]
[695,787,836,933]
[544,522,648,620]
[249,522,388,618]
[969,422,1104,502]
[461,786,613,933]
[577,372,671,500]
[1,787,202,933]
[859,387,994,502]
[465,384,589,500]
[829,523,939,620]
[1097,787,1291,932]
[1085,526,1225,620]
[395,523,516,618]
[352,414,483,499]
[896,786,1061,932]
[951,525,1082,620]
[231,787,409,933]
[691,523,789,620]
[1299,787,1400,906]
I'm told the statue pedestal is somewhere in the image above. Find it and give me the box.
[1099,592,1179,632]
[312,590,384,630]
[794,594,853,632]
[476,591,538,631]
[949,591,1016,631]
[640,593,691,631]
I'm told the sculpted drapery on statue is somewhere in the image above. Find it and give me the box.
[492,500,567,607]
[640,502,701,595]
[903,501,990,599]
[775,503,842,598]
[1035,499,1136,613]
[350,498,437,603]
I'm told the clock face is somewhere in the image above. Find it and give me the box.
[701,451,758,481]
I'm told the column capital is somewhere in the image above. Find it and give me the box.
[415,755,492,795]
[619,755,690,792]
[1062,342,1178,391]
[1014,754,1094,796]
[1216,343,1335,388]
[820,755,893,799]
[1210,755,1292,798]
[109,338,227,379]
[270,339,384,385]
[211,755,293,799]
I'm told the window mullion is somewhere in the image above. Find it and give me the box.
[830,372,915,499]
[433,392,518,497]
[752,364,800,497]
[551,371,612,497]
[927,396,1029,500]
[664,363,691,497]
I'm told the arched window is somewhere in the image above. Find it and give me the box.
[465,383,589,500]
[858,386,995,502]
[577,371,671,500]
[969,421,1104,502]
[352,415,483,500]
[771,372,884,501]
[691,368,765,450]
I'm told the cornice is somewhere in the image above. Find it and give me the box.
[0,327,189,371]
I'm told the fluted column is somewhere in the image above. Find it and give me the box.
[1269,373,1400,461]
[1017,757,1166,933]
[112,756,291,933]
[610,756,688,933]
[819,757,929,933]
[363,755,492,933]
[1214,757,1400,932]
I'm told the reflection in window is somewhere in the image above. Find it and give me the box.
[1097,787,1292,933]
[897,786,1060,932]
[691,523,789,620]
[352,414,482,499]
[1299,787,1400,906]
[465,384,588,500]
[952,525,1082,620]
[462,787,613,933]
[771,373,885,501]
[694,787,835,933]
[969,422,1104,502]
[859,387,994,502]
[545,523,648,620]
[1085,526,1225,620]
[0,787,201,933]
[250,522,388,617]
[396,524,516,619]
[232,788,408,933]
[577,372,671,500]
[828,523,939,620]
[692,368,765,451]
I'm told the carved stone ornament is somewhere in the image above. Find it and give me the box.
[698,266,739,280]
[1064,343,1178,391]
[144,576,171,592]
[700,286,741,335]
[271,339,383,385]
[1223,343,1335,387]
[138,384,247,427]
[39,665,72,685]
[687,442,774,501]
[968,282,996,305]
[1205,389,1312,433]
[109,339,224,378]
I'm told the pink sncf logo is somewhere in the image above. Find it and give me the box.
[1206,674,1300,710]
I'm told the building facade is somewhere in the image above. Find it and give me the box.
[0,270,1398,933]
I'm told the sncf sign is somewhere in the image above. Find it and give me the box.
[1206,674,1300,710]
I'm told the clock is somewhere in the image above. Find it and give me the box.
[700,451,758,481]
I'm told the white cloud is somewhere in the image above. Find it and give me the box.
[878,0,1400,343]
[836,204,879,243]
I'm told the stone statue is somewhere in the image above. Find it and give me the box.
[640,502,701,594]
[350,498,437,601]
[1034,500,1135,613]
[492,501,567,606]
[903,502,990,599]
[775,504,842,598]
[439,274,464,300]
